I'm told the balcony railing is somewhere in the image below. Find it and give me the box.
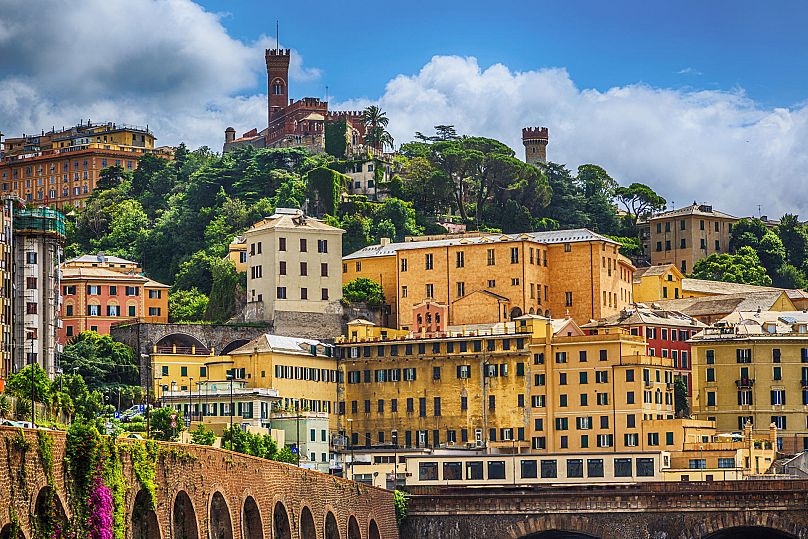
[735,378,755,388]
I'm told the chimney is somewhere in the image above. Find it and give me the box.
[380,237,391,247]
[225,127,236,143]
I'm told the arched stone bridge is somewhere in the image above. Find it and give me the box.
[399,481,808,539]
[0,426,397,539]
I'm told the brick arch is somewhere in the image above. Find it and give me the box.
[0,524,27,539]
[347,515,362,539]
[240,491,264,539]
[501,515,605,539]
[273,499,292,539]
[299,506,317,539]
[208,490,234,539]
[171,489,200,539]
[324,510,340,539]
[155,332,207,352]
[684,512,803,539]
[131,488,161,539]
[31,484,69,538]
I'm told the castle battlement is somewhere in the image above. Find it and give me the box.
[328,110,365,119]
[265,48,291,58]
[522,126,549,141]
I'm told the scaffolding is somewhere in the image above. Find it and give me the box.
[13,208,66,238]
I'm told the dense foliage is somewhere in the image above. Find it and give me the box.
[220,425,297,463]
[343,277,385,307]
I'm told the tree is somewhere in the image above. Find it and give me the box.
[190,424,216,445]
[614,182,666,230]
[540,163,589,229]
[362,106,394,151]
[150,406,185,441]
[96,165,128,191]
[690,246,772,285]
[60,331,139,389]
[343,278,385,307]
[674,378,690,418]
[6,364,51,405]
[757,231,786,276]
[773,263,807,289]
[576,164,619,234]
[778,214,808,269]
[205,258,240,322]
[729,218,769,253]
[169,288,209,322]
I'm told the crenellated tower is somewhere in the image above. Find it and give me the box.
[522,126,549,166]
[266,48,291,126]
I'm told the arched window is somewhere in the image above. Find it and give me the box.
[272,80,285,95]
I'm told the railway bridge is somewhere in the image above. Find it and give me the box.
[399,481,808,539]
[0,426,397,539]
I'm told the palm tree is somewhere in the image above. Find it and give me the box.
[362,106,395,151]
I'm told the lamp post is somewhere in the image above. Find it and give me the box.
[347,418,354,480]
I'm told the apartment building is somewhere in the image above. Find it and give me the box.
[583,307,705,395]
[0,200,12,382]
[0,121,172,207]
[632,264,683,303]
[690,311,808,453]
[12,207,65,377]
[244,208,344,338]
[640,203,738,274]
[58,253,169,343]
[335,316,710,457]
[342,229,635,329]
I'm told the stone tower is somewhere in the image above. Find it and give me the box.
[522,127,549,166]
[266,48,291,126]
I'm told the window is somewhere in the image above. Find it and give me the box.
[587,459,604,477]
[26,277,37,289]
[299,238,307,252]
[636,458,655,477]
[128,306,136,317]
[520,460,538,479]
[487,249,495,265]
[772,415,786,429]
[279,261,287,275]
[614,458,632,477]
[148,307,161,316]
[148,289,161,299]
[400,258,408,272]
[317,239,328,253]
[689,459,707,469]
[565,291,573,307]
[718,458,736,469]
[540,460,557,478]
[425,253,433,270]
[456,251,464,268]
[88,285,101,295]
[277,287,287,299]
[107,305,120,316]
[300,288,308,300]
[401,286,408,298]
[456,282,465,297]
[299,262,307,276]
[321,288,329,300]
[425,284,434,298]
[419,462,438,481]
[125,286,139,296]
[487,461,506,480]
[510,247,519,264]
[279,237,287,251]
[771,389,786,405]
[26,252,37,264]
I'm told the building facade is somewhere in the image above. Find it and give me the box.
[58,254,169,343]
[690,311,808,453]
[640,203,738,274]
[12,206,65,378]
[336,317,708,458]
[632,264,683,303]
[342,229,635,330]
[0,121,171,208]
[244,208,344,336]
[0,200,12,382]
[583,307,705,395]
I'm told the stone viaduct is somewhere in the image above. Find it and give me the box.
[399,481,808,539]
[0,426,397,539]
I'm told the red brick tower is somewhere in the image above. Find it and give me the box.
[266,48,291,127]
[522,127,549,166]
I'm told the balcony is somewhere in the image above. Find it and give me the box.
[735,378,755,389]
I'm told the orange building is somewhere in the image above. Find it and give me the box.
[0,121,172,208]
[58,254,169,342]
[343,230,635,329]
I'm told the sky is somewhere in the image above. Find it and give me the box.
[1,0,807,217]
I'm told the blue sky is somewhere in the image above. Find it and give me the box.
[1,0,807,216]
[200,0,808,108]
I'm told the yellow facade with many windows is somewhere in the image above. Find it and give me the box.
[342,230,635,329]
[336,317,710,455]
[690,311,808,454]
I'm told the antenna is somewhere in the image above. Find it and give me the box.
[276,20,279,50]
[325,85,329,102]
[757,204,762,218]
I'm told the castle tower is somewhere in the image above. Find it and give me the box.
[522,127,549,166]
[266,48,291,126]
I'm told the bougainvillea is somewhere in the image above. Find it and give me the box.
[86,472,113,539]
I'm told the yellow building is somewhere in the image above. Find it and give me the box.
[244,208,344,337]
[654,291,796,325]
[632,264,683,303]
[226,235,248,274]
[690,311,808,454]
[335,316,711,456]
[151,333,340,428]
[342,229,635,329]
[640,202,738,274]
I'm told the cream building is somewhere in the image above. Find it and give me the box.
[244,208,344,338]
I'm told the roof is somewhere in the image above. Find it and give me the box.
[67,254,138,266]
[648,202,738,221]
[682,278,779,295]
[650,291,790,318]
[691,311,808,341]
[229,334,332,356]
[61,266,148,282]
[582,307,705,329]
[343,228,620,260]
[451,289,510,304]
[246,208,344,235]
[633,264,680,282]
[143,278,170,289]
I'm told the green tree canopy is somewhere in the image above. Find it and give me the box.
[691,246,772,285]
[60,332,139,389]
[343,278,385,307]
[150,406,185,442]
[169,288,209,322]
[614,182,666,230]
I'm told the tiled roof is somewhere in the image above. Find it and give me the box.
[344,228,620,260]
[651,291,788,317]
[246,208,344,234]
[648,202,738,221]
[229,334,331,356]
[61,267,147,281]
[67,254,138,265]
[582,307,705,329]
[633,264,677,280]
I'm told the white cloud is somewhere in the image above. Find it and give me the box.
[677,67,703,76]
[338,55,808,218]
[0,0,318,150]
